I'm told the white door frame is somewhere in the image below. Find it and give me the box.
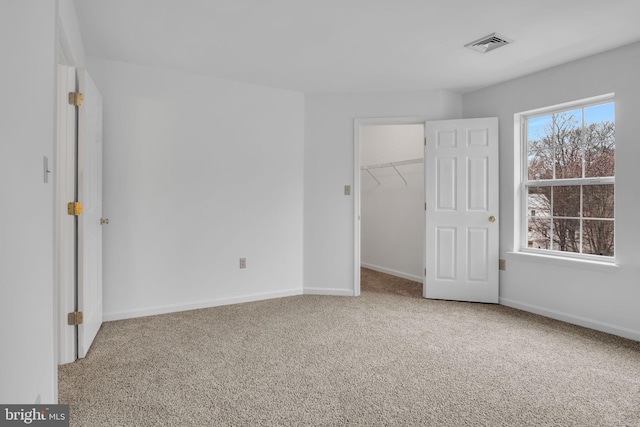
[56,24,77,365]
[353,116,428,296]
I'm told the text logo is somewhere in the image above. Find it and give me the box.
[0,405,69,427]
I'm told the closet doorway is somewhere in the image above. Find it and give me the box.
[354,119,425,296]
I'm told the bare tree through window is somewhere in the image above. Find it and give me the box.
[525,102,614,257]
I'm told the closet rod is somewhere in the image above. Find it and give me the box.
[361,157,423,170]
[360,157,423,186]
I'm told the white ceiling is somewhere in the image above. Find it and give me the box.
[73,0,640,94]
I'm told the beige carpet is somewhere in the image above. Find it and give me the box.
[59,269,640,426]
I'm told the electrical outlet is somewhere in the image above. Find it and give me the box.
[344,185,351,196]
[239,258,246,269]
[499,259,506,271]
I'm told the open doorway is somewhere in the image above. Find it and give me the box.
[354,118,426,296]
[354,117,500,302]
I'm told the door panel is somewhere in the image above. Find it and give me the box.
[436,227,456,280]
[467,227,489,281]
[425,118,499,303]
[467,157,488,210]
[77,69,103,358]
[436,157,457,210]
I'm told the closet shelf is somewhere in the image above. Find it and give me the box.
[361,157,423,186]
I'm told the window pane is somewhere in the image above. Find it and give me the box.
[528,149,553,180]
[528,187,551,249]
[584,103,614,126]
[552,219,580,253]
[528,217,551,249]
[584,136,614,178]
[528,186,551,215]
[584,146,614,178]
[554,145,583,179]
[527,115,553,180]
[527,115,552,143]
[582,220,614,256]
[584,103,614,178]
[552,186,580,217]
[583,184,614,218]
[552,110,582,179]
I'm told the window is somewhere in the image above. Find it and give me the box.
[521,97,615,260]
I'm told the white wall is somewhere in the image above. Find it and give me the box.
[0,1,57,404]
[57,0,86,67]
[360,125,424,281]
[85,58,305,320]
[463,42,640,340]
[304,90,462,294]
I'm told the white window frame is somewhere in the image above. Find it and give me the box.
[514,94,615,264]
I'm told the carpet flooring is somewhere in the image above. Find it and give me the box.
[59,269,640,426]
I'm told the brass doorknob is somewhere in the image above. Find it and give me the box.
[489,216,496,223]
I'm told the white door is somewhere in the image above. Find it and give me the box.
[56,64,77,364]
[424,118,499,303]
[77,69,104,358]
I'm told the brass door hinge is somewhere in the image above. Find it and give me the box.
[67,201,83,216]
[424,137,427,146]
[68,92,84,106]
[67,312,83,326]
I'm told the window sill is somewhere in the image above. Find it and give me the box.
[507,250,619,274]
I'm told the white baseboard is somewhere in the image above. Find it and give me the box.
[103,288,303,322]
[360,263,423,283]
[303,287,355,296]
[500,297,640,342]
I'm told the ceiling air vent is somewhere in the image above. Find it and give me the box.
[465,33,513,53]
